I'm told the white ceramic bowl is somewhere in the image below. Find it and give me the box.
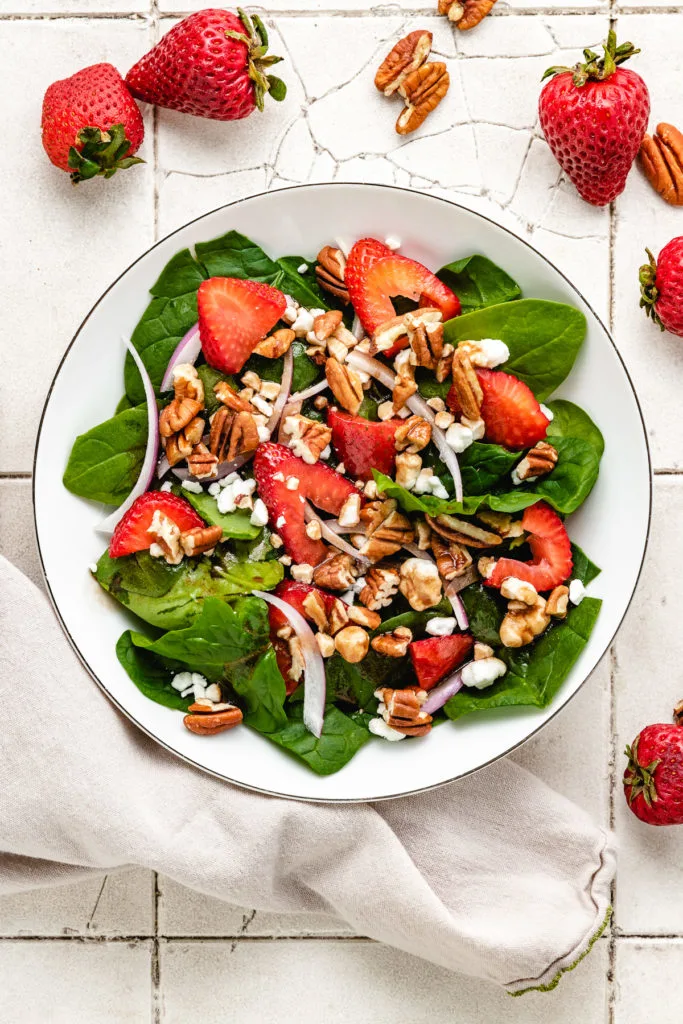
[34,183,651,802]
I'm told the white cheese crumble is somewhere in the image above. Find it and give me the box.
[88,562,98,574]
[445,421,476,454]
[297,263,308,274]
[369,717,405,741]
[285,476,299,491]
[160,480,173,493]
[425,616,456,636]
[291,563,314,583]
[384,235,401,251]
[413,468,449,499]
[458,338,510,368]
[276,515,286,529]
[569,579,586,605]
[181,479,203,495]
[208,482,221,497]
[216,476,256,514]
[461,658,507,690]
[172,671,210,700]
[250,498,269,527]
[540,404,554,421]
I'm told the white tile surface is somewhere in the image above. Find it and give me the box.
[615,941,683,1024]
[0,940,152,1023]
[0,870,154,937]
[160,937,610,1023]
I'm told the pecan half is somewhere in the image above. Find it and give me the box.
[281,414,332,464]
[376,687,432,736]
[406,309,444,369]
[450,350,483,421]
[640,123,683,206]
[359,566,400,610]
[427,513,502,549]
[163,414,205,467]
[375,30,433,97]
[396,62,449,136]
[180,524,223,557]
[325,358,364,414]
[183,705,243,735]
[395,415,432,453]
[187,442,219,480]
[313,553,358,591]
[312,309,344,342]
[159,397,203,437]
[439,0,498,31]
[359,505,414,562]
[431,535,473,581]
[316,246,349,303]
[214,380,254,413]
[371,626,413,658]
[227,411,260,461]
[302,589,349,635]
[209,407,233,463]
[253,328,296,359]
[512,441,558,484]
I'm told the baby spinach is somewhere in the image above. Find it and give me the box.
[197,365,231,415]
[459,443,519,495]
[129,596,270,681]
[195,229,282,283]
[116,631,190,711]
[275,256,330,309]
[63,405,148,505]
[571,544,601,585]
[230,648,289,733]
[444,596,601,720]
[547,399,604,456]
[460,584,505,647]
[443,299,587,401]
[96,549,186,599]
[437,254,521,314]
[97,553,283,630]
[174,487,261,540]
[264,703,371,776]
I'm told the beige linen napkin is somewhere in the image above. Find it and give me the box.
[0,555,614,993]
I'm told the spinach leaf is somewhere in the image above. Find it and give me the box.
[97,554,283,630]
[547,399,604,456]
[197,365,232,415]
[460,584,504,647]
[459,443,519,495]
[129,596,270,681]
[374,600,453,637]
[531,435,601,515]
[231,648,288,733]
[325,649,407,710]
[63,405,148,505]
[195,230,282,283]
[443,299,587,401]
[116,630,190,711]
[444,597,601,720]
[115,394,133,414]
[174,487,261,540]
[275,256,330,309]
[96,549,186,598]
[571,544,601,585]
[265,703,370,776]
[437,255,521,314]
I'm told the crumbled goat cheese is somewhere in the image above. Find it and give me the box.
[279,554,292,566]
[160,480,173,492]
[290,308,315,337]
[320,445,331,461]
[461,658,507,690]
[511,466,524,486]
[336,462,346,475]
[291,563,314,583]
[273,472,285,482]
[369,717,405,741]
[569,579,586,605]
[172,671,209,700]
[276,515,286,529]
[88,562,98,574]
[251,394,273,417]
[384,235,401,251]
[413,468,449,499]
[377,401,395,421]
[297,263,308,274]
[216,476,256,514]
[205,683,222,703]
[181,479,203,495]
[463,417,485,440]
[445,422,475,454]
[208,482,221,497]
[458,338,510,368]
[250,498,269,527]
[285,476,299,491]
[540,404,554,421]
[425,616,456,636]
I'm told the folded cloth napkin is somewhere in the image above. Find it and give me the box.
[0,555,614,993]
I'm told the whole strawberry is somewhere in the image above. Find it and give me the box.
[623,703,683,826]
[539,31,649,206]
[639,238,683,337]
[42,63,145,184]
[125,8,286,121]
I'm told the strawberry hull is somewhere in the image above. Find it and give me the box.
[328,407,402,481]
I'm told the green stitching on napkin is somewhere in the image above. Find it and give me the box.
[509,906,612,996]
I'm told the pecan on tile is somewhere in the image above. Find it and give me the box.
[394,415,432,453]
[431,535,473,581]
[187,442,219,480]
[438,0,498,31]
[180,524,223,557]
[315,246,349,303]
[396,62,449,136]
[640,123,683,206]
[325,358,364,414]
[375,30,433,97]
[512,441,558,484]
[183,704,243,735]
[253,328,296,359]
[450,350,483,421]
[375,687,432,736]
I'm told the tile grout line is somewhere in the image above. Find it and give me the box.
[1,930,680,942]
[152,873,162,1024]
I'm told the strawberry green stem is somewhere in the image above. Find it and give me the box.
[541,29,640,87]
[624,736,661,807]
[639,248,664,330]
[224,8,287,112]
[67,123,144,185]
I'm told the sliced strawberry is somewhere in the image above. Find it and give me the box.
[327,407,403,481]
[487,502,573,592]
[109,491,205,558]
[409,634,474,690]
[268,581,344,695]
[253,443,361,565]
[346,242,461,335]
[198,276,286,374]
[447,367,550,449]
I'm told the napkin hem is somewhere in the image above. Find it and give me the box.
[507,906,611,996]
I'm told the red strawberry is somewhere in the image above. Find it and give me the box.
[447,368,550,449]
[487,502,572,592]
[328,407,402,481]
[253,443,361,565]
[268,581,346,694]
[346,239,460,335]
[198,277,286,374]
[109,491,204,558]
[639,239,683,338]
[126,9,286,121]
[409,634,474,690]
[538,31,649,206]
[624,707,683,825]
[41,63,144,183]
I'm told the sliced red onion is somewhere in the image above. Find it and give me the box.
[447,588,469,631]
[303,503,371,567]
[157,454,171,479]
[289,378,329,404]
[97,341,159,535]
[266,346,294,434]
[160,324,201,392]
[346,350,463,503]
[171,466,190,481]
[351,315,365,341]
[444,565,479,595]
[253,589,326,738]
[421,661,473,715]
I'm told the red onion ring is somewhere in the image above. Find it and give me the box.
[157,454,171,479]
[97,340,159,535]
[289,379,329,404]
[160,324,201,392]
[266,347,294,434]
[252,589,326,738]
[421,661,473,715]
[303,503,371,567]
[346,350,463,502]
[447,587,469,631]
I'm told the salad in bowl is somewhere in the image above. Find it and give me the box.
[63,229,603,776]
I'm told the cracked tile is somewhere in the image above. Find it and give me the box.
[160,938,609,1023]
[157,876,353,937]
[0,869,155,937]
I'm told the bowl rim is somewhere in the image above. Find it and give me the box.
[32,181,653,803]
